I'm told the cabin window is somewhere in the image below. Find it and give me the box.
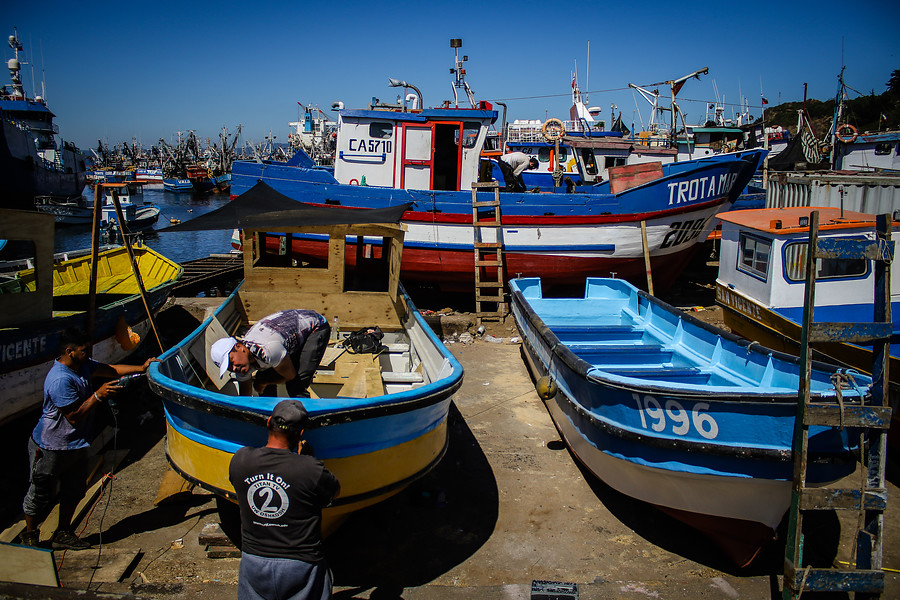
[581,149,598,175]
[455,122,481,149]
[557,147,568,161]
[251,232,329,270]
[538,147,551,162]
[605,157,627,169]
[874,143,891,156]
[738,233,770,279]
[369,122,393,139]
[782,241,868,282]
[344,235,390,292]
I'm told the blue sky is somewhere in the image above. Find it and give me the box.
[3,0,898,150]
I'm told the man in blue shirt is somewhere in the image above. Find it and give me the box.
[20,327,155,550]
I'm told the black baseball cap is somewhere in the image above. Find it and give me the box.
[270,400,308,432]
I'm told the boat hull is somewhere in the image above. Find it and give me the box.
[231,151,763,292]
[510,276,865,566]
[148,283,463,529]
[0,114,87,211]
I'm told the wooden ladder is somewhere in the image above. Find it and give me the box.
[783,212,893,599]
[471,182,507,324]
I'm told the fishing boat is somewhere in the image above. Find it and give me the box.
[509,275,870,567]
[147,192,463,531]
[1,29,87,210]
[230,46,765,293]
[715,206,899,454]
[163,178,193,192]
[0,209,182,424]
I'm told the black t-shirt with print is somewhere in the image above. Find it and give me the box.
[229,446,339,562]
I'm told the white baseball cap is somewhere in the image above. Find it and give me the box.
[210,337,238,378]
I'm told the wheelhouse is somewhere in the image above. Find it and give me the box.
[333,107,497,191]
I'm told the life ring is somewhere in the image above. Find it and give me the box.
[349,178,359,185]
[541,118,565,143]
[835,123,858,143]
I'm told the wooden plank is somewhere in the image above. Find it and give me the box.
[798,487,887,511]
[808,321,892,344]
[154,469,195,505]
[608,162,664,194]
[57,548,141,584]
[0,542,59,588]
[190,316,236,392]
[319,346,346,367]
[337,361,369,398]
[198,522,233,547]
[206,545,241,559]
[803,404,892,428]
[365,367,385,398]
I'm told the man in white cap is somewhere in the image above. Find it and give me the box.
[229,399,340,600]
[211,310,330,398]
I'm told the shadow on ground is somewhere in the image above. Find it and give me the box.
[317,403,499,597]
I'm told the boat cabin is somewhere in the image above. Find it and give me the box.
[333,106,496,191]
[716,207,899,314]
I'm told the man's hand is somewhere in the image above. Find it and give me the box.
[95,380,122,401]
[140,357,160,372]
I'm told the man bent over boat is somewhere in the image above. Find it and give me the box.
[211,309,330,398]
[229,400,340,600]
[498,152,538,192]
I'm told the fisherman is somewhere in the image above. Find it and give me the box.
[229,399,340,600]
[211,309,330,398]
[20,327,156,549]
[498,151,539,192]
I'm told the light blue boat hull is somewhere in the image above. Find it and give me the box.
[510,276,870,565]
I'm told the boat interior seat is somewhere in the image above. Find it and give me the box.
[601,366,710,383]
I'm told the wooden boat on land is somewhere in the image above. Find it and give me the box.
[147,196,463,531]
[0,209,182,423]
[509,276,871,567]
[715,206,900,455]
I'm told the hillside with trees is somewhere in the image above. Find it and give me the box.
[761,69,899,138]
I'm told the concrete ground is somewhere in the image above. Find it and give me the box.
[2,296,898,599]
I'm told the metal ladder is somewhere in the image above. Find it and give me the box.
[471,182,507,324]
[783,212,894,599]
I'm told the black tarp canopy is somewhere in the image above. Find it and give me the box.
[158,182,412,232]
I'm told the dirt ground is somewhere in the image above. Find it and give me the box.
[2,253,898,599]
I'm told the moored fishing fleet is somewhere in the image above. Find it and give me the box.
[1,27,897,597]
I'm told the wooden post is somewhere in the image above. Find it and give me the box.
[86,184,103,349]
[110,189,165,352]
[640,220,654,296]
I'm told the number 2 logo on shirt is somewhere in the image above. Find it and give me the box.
[247,478,290,519]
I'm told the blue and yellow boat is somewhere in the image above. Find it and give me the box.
[147,192,463,530]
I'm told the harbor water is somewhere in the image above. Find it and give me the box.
[53,185,235,263]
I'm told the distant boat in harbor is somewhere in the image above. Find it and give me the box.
[0,29,87,210]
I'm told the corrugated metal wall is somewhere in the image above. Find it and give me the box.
[766,172,900,215]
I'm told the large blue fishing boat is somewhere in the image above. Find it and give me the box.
[0,29,87,210]
[230,44,766,293]
[510,275,870,567]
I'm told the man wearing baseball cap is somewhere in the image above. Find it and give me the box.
[229,399,340,600]
[211,309,330,398]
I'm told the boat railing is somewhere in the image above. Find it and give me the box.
[506,120,584,144]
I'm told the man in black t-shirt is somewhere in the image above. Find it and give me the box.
[229,400,340,600]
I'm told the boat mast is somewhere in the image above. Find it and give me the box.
[450,38,476,108]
